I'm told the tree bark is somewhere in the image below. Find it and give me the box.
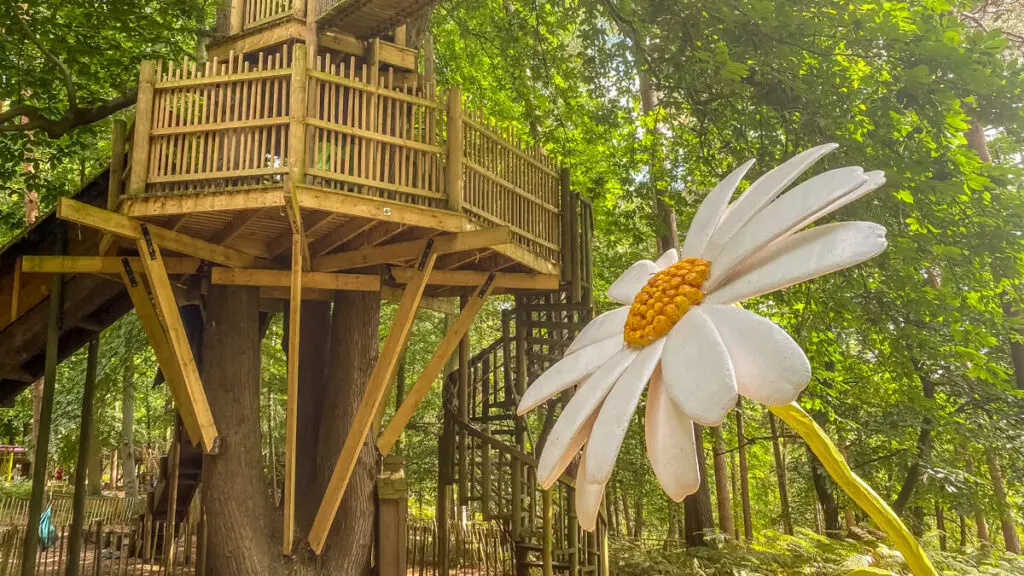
[807,413,842,538]
[87,421,102,495]
[293,300,332,537]
[120,358,138,498]
[711,426,734,538]
[736,406,752,541]
[965,452,990,546]
[935,503,946,552]
[632,490,645,539]
[892,372,935,516]
[684,424,716,546]
[768,412,794,535]
[621,484,633,538]
[985,447,1021,554]
[315,290,380,574]
[202,285,283,575]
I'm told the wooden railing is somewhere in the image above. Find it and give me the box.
[243,0,293,29]
[128,47,565,265]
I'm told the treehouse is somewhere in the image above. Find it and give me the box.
[0,0,608,572]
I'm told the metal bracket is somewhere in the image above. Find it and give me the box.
[478,272,496,298]
[140,223,156,260]
[121,257,138,288]
[417,239,434,271]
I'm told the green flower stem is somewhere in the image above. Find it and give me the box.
[769,402,937,576]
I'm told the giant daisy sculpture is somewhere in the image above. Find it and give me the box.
[517,144,937,575]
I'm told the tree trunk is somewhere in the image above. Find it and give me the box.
[294,300,333,535]
[958,513,967,549]
[202,285,283,575]
[807,413,841,538]
[621,484,633,538]
[735,405,752,541]
[935,503,946,552]
[729,450,739,540]
[120,359,138,498]
[965,452,990,546]
[315,290,381,574]
[87,423,102,495]
[711,427,734,538]
[839,444,857,533]
[892,372,935,516]
[985,447,1021,554]
[768,412,793,535]
[632,490,644,539]
[684,424,715,546]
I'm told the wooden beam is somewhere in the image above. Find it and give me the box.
[211,268,380,291]
[391,268,560,290]
[121,188,286,217]
[308,246,439,553]
[491,243,559,276]
[119,262,202,441]
[0,367,34,383]
[310,218,375,256]
[58,199,270,268]
[267,212,333,258]
[319,30,365,57]
[259,286,335,302]
[313,228,511,272]
[381,286,458,315]
[21,256,202,276]
[208,20,306,60]
[296,186,466,232]
[378,275,495,456]
[208,210,264,245]
[134,231,219,453]
[283,235,301,556]
[258,285,458,315]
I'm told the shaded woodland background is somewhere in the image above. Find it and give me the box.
[4,0,1024,573]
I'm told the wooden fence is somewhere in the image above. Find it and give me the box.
[407,520,514,576]
[0,496,141,530]
[243,0,293,29]
[0,518,201,576]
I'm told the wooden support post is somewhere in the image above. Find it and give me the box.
[568,489,579,576]
[456,294,470,508]
[164,434,180,569]
[568,188,582,305]
[143,506,153,561]
[377,274,497,455]
[283,234,302,555]
[377,456,408,576]
[560,168,572,285]
[287,48,310,267]
[393,24,407,46]
[108,119,127,211]
[66,337,99,576]
[307,245,439,553]
[542,489,553,576]
[511,298,527,541]
[20,229,63,576]
[134,231,219,452]
[230,0,243,34]
[481,424,491,518]
[446,87,464,212]
[128,62,156,196]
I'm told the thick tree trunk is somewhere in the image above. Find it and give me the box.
[965,453,990,546]
[120,361,138,498]
[202,285,283,575]
[735,405,752,541]
[892,372,935,516]
[684,424,715,546]
[711,427,734,538]
[293,300,332,538]
[316,290,380,574]
[985,447,1021,554]
[768,412,793,535]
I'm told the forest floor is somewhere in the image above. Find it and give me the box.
[610,530,1024,575]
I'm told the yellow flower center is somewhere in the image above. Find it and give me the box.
[624,258,710,348]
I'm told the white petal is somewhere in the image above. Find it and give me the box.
[660,307,737,425]
[517,337,625,415]
[645,368,700,501]
[680,159,756,258]
[705,167,868,291]
[536,348,639,485]
[607,260,659,304]
[819,170,885,216]
[701,305,811,406]
[655,248,679,269]
[537,413,597,489]
[565,307,629,356]
[704,143,838,260]
[706,222,887,305]
[575,451,607,532]
[584,339,665,485]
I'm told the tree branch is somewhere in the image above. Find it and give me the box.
[12,9,77,108]
[0,89,138,139]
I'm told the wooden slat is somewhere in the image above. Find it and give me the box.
[135,233,219,453]
[391,268,559,290]
[211,267,380,291]
[312,227,511,272]
[121,188,286,217]
[58,198,270,268]
[378,276,496,456]
[307,247,438,554]
[296,185,465,231]
[21,256,201,276]
[154,67,291,89]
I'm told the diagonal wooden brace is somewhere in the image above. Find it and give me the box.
[377,273,497,457]
[134,226,220,453]
[307,242,439,554]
